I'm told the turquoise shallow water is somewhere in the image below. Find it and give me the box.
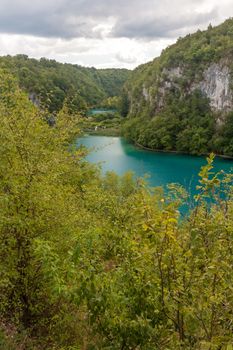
[77,136,233,196]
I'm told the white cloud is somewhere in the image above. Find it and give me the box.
[0,0,232,68]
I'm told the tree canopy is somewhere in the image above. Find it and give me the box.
[0,55,131,114]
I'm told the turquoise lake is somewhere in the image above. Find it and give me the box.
[77,135,233,197]
[87,108,117,115]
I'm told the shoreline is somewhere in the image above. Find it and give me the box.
[82,128,120,137]
[134,142,233,161]
[81,133,233,161]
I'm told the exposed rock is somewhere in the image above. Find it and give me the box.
[163,66,183,80]
[131,60,233,121]
[142,67,183,105]
[196,63,232,112]
[142,86,150,101]
[148,63,233,114]
[29,92,40,107]
[155,67,184,109]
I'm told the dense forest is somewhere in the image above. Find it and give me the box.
[0,54,130,114]
[122,18,233,156]
[1,67,233,349]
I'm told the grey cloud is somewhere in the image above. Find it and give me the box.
[112,8,218,39]
[0,12,103,39]
[0,0,222,39]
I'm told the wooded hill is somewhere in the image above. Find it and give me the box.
[122,18,233,156]
[0,54,131,113]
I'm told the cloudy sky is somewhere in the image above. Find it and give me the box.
[0,0,232,69]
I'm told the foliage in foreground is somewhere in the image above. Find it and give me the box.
[0,73,233,349]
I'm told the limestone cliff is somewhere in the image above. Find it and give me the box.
[123,18,233,155]
[196,62,232,112]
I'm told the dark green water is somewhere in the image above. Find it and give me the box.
[77,135,233,196]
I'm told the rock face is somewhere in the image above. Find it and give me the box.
[29,92,40,107]
[142,86,150,101]
[142,68,184,108]
[140,62,233,115]
[163,66,183,80]
[197,63,232,112]
[157,67,184,109]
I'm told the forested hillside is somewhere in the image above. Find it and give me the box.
[1,70,233,349]
[122,18,233,156]
[0,55,130,113]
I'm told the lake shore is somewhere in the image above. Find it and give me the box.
[134,141,233,161]
[83,127,121,137]
[80,134,233,161]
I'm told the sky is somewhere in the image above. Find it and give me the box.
[0,0,232,69]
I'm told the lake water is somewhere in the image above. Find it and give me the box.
[87,108,117,115]
[77,135,233,197]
